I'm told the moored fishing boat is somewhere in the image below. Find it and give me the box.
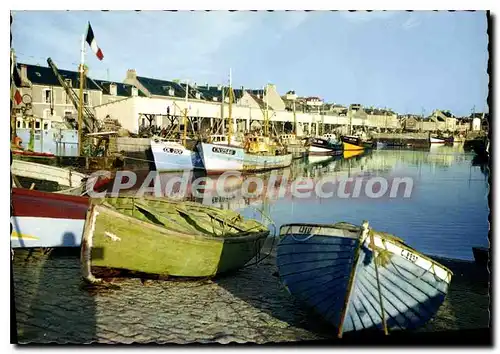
[341,135,366,151]
[11,188,90,248]
[430,135,454,144]
[341,134,375,151]
[197,140,245,173]
[277,221,452,336]
[243,134,293,171]
[197,71,245,173]
[80,197,270,281]
[308,137,343,156]
[151,80,205,172]
[151,137,203,172]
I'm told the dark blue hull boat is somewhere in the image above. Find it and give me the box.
[277,222,453,337]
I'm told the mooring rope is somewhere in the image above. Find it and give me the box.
[370,229,389,335]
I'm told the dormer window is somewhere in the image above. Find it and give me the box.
[224,97,230,103]
[195,92,201,99]
[131,87,138,97]
[169,88,175,96]
[110,84,117,96]
[213,97,218,102]
[65,78,72,88]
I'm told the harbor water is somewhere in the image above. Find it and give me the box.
[238,145,490,261]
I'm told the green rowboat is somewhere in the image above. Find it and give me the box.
[81,197,270,282]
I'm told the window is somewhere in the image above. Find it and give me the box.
[168,88,175,96]
[16,120,21,128]
[83,92,89,105]
[213,97,218,102]
[131,87,138,97]
[35,121,41,129]
[110,84,117,96]
[43,122,49,130]
[64,110,73,120]
[65,78,72,87]
[195,92,201,99]
[43,109,51,119]
[43,89,52,104]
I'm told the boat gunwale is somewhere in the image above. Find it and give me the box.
[279,222,453,276]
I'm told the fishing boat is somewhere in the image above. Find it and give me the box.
[277,221,452,336]
[151,81,204,172]
[243,134,293,171]
[80,197,269,281]
[151,137,203,172]
[11,188,90,248]
[308,137,343,156]
[279,134,307,159]
[341,135,366,151]
[242,84,293,171]
[430,134,454,144]
[197,71,245,173]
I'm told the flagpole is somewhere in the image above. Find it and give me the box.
[10,49,16,142]
[78,32,85,156]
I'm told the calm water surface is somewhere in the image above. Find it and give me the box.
[235,145,490,261]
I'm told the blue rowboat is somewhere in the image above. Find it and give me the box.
[277,221,453,337]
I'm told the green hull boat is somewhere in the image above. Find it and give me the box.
[81,197,269,282]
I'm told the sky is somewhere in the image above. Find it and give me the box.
[11,10,488,116]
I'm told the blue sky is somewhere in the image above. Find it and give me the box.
[12,10,488,116]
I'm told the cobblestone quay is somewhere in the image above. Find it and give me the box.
[12,240,489,344]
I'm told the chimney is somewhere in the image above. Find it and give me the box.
[126,69,137,80]
[20,65,28,82]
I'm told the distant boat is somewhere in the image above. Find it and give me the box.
[308,137,343,156]
[277,221,452,336]
[341,135,368,151]
[81,197,269,282]
[430,136,454,144]
[11,188,90,248]
[151,137,204,172]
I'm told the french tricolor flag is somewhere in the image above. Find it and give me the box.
[85,22,104,61]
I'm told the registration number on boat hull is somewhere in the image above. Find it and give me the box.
[401,249,419,263]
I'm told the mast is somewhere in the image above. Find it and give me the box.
[264,84,269,137]
[78,33,85,156]
[293,99,297,136]
[182,80,189,147]
[221,84,225,135]
[227,68,233,145]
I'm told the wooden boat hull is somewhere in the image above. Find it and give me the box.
[11,159,87,189]
[277,223,452,335]
[150,139,204,172]
[81,201,269,279]
[197,142,244,173]
[11,188,89,248]
[243,153,293,172]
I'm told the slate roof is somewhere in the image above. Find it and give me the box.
[135,76,204,100]
[94,80,146,97]
[20,62,102,91]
